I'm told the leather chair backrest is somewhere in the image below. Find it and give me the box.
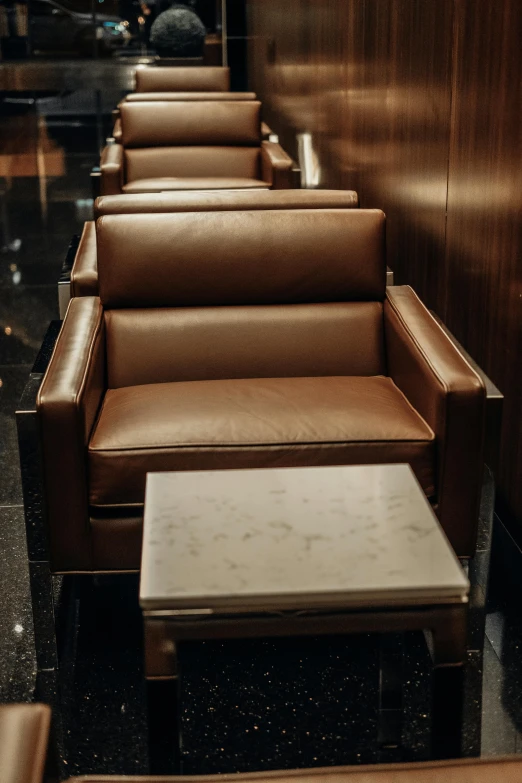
[94,190,360,217]
[120,101,261,147]
[97,210,386,308]
[134,65,230,92]
[124,146,260,183]
[97,210,387,388]
[105,302,386,388]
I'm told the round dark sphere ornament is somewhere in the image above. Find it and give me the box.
[150,4,206,57]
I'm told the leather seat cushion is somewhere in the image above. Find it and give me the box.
[88,375,435,509]
[123,177,269,192]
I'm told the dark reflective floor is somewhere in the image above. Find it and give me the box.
[1,88,522,775]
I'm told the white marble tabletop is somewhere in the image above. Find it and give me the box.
[140,464,468,612]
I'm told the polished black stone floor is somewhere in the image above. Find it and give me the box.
[1,89,522,776]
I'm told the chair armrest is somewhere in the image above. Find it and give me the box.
[58,234,80,318]
[430,312,503,476]
[112,116,122,143]
[71,221,98,297]
[384,286,486,557]
[100,142,123,195]
[37,297,106,571]
[260,140,294,189]
[0,704,51,783]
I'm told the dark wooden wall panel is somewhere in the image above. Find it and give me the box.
[246,0,522,537]
[445,0,522,529]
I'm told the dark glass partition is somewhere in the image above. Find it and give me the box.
[0,0,221,60]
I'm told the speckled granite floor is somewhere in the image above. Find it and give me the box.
[1,93,522,777]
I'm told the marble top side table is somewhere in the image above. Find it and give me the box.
[140,464,469,770]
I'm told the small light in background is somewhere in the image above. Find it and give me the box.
[0,379,3,388]
[14,624,23,634]
[9,263,17,272]
[12,271,22,285]
[4,326,12,335]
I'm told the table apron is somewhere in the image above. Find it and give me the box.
[144,604,467,679]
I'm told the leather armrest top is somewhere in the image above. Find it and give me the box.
[100,143,123,195]
[384,285,486,556]
[260,141,293,189]
[0,704,51,783]
[67,756,522,783]
[37,297,106,570]
[71,221,98,297]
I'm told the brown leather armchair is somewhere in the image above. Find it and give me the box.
[110,67,258,142]
[0,704,51,783]
[100,101,292,195]
[68,190,359,299]
[38,209,484,577]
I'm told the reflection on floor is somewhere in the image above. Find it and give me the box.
[1,94,522,775]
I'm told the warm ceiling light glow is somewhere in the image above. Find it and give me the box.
[4,326,12,335]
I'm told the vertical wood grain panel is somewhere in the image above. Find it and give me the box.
[247,0,522,537]
[445,0,522,531]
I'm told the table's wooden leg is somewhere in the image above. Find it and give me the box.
[430,606,467,759]
[144,619,180,774]
[147,675,179,774]
[378,633,403,757]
